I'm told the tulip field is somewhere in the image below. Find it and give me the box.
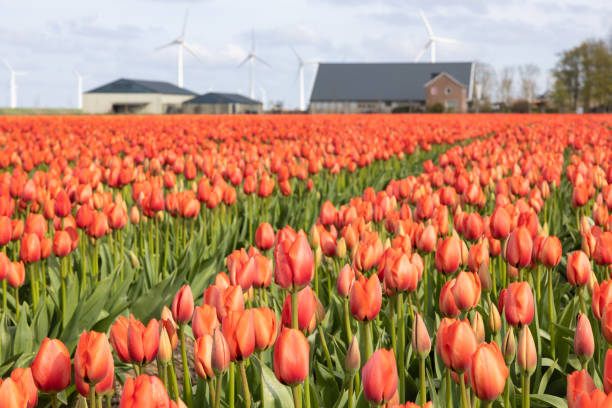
[1,114,612,408]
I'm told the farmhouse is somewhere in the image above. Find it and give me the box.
[309,62,475,113]
[83,78,197,114]
[182,92,263,114]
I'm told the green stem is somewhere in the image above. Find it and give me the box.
[536,264,541,304]
[51,393,60,408]
[317,325,334,372]
[548,267,555,359]
[523,373,531,408]
[446,369,452,408]
[2,279,7,313]
[503,371,510,408]
[314,263,319,298]
[215,370,223,408]
[347,374,354,408]
[292,385,302,408]
[344,298,352,343]
[179,325,193,407]
[291,290,299,329]
[397,292,405,402]
[168,358,180,401]
[208,379,216,407]
[14,287,19,321]
[89,387,96,408]
[579,286,586,314]
[419,358,426,405]
[365,320,373,362]
[460,373,468,408]
[239,360,252,408]
[80,236,87,293]
[229,362,235,408]
[390,296,397,359]
[304,370,311,408]
[61,257,67,327]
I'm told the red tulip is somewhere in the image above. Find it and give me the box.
[222,309,255,361]
[337,264,355,297]
[439,279,460,317]
[438,319,477,372]
[490,206,511,239]
[538,235,562,267]
[20,233,41,263]
[567,369,596,408]
[110,315,131,363]
[567,251,591,286]
[7,261,25,288]
[517,325,536,374]
[273,328,310,386]
[172,285,194,324]
[274,230,314,291]
[127,317,160,364]
[0,378,27,408]
[383,249,420,293]
[594,232,612,266]
[604,349,612,393]
[505,227,533,268]
[574,313,594,360]
[353,232,383,272]
[227,248,255,291]
[204,284,244,321]
[253,307,278,351]
[362,348,398,405]
[601,302,612,343]
[52,230,72,257]
[30,338,71,392]
[320,200,337,226]
[10,367,38,408]
[464,212,484,241]
[503,281,534,326]
[281,286,317,333]
[574,389,610,408]
[255,222,275,251]
[119,375,170,408]
[416,225,436,253]
[194,335,214,379]
[252,252,273,288]
[0,215,12,246]
[468,342,509,402]
[412,312,431,358]
[54,189,71,218]
[350,273,382,322]
[593,280,612,320]
[211,328,231,374]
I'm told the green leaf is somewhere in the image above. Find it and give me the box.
[13,309,33,355]
[252,357,294,407]
[530,393,568,408]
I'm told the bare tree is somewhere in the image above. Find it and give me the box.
[474,62,497,102]
[518,64,540,101]
[498,66,515,104]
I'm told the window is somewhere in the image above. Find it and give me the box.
[445,87,452,95]
[430,87,438,96]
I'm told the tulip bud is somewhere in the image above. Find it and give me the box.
[478,263,492,293]
[502,327,516,365]
[574,313,594,361]
[129,251,140,268]
[412,312,431,358]
[517,325,537,374]
[309,225,320,249]
[488,300,501,334]
[345,335,360,374]
[172,285,194,324]
[75,396,88,408]
[158,327,173,364]
[315,295,326,324]
[472,311,485,344]
[337,238,347,259]
[315,247,322,268]
[211,328,230,374]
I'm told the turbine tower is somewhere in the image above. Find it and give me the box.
[414,9,459,63]
[291,46,318,111]
[74,70,84,110]
[156,10,202,88]
[238,30,271,99]
[3,60,26,109]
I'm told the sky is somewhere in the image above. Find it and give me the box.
[0,0,610,109]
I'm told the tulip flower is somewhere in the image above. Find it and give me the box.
[435,235,461,275]
[468,342,509,402]
[127,317,160,365]
[567,369,596,408]
[337,264,355,297]
[274,230,314,292]
[574,313,594,363]
[438,319,477,373]
[30,338,71,393]
[439,279,460,317]
[412,312,431,405]
[194,335,214,379]
[119,375,170,408]
[223,309,255,361]
[490,206,511,239]
[453,271,481,312]
[362,348,398,406]
[345,335,361,374]
[538,235,562,267]
[349,273,382,322]
[505,226,532,268]
[192,304,220,340]
[10,367,38,408]
[0,378,27,408]
[567,251,591,287]
[74,330,114,402]
[253,307,278,351]
[604,349,612,394]
[255,222,275,250]
[211,328,230,374]
[594,232,612,266]
[281,286,317,334]
[574,389,611,408]
[172,285,194,324]
[503,281,534,326]
[517,325,536,408]
[273,328,310,386]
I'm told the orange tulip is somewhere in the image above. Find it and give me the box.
[127,317,160,364]
[383,249,420,293]
[0,215,13,246]
[0,378,27,408]
[594,232,612,266]
[30,338,71,392]
[192,304,219,340]
[52,230,72,257]
[119,375,170,408]
[255,222,275,250]
[172,285,194,324]
[567,251,591,287]
[490,206,511,240]
[468,342,508,401]
[350,273,382,322]
[439,279,460,317]
[194,335,214,379]
[54,189,71,218]
[7,261,25,288]
[273,328,310,386]
[464,212,484,241]
[10,367,38,408]
[505,227,533,268]
[20,233,41,263]
[574,313,594,360]
[222,309,255,361]
[517,325,536,374]
[574,389,610,408]
[604,349,612,394]
[74,330,114,387]
[211,328,230,374]
[502,281,534,327]
[337,264,355,297]
[538,235,562,267]
[567,369,596,408]
[438,318,477,372]
[435,235,461,275]
[253,307,278,351]
[362,348,398,405]
[602,302,612,343]
[452,271,481,311]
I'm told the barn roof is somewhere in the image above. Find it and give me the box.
[184,92,261,105]
[86,78,196,95]
[310,62,474,102]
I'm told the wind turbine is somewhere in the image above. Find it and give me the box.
[238,30,271,99]
[414,10,459,63]
[3,60,26,109]
[291,46,318,111]
[259,86,267,110]
[74,70,84,110]
[156,10,203,88]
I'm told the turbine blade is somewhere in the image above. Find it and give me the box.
[237,55,251,68]
[434,36,460,44]
[254,55,271,68]
[2,59,13,71]
[414,43,429,62]
[155,40,178,51]
[182,9,189,38]
[419,9,434,37]
[251,28,255,52]
[183,43,204,63]
[290,45,302,63]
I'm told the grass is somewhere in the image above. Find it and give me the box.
[0,108,83,115]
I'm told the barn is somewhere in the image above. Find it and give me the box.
[83,78,197,114]
[182,92,263,114]
[309,62,475,113]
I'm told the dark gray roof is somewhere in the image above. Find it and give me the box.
[86,78,196,95]
[310,62,474,102]
[184,92,261,105]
